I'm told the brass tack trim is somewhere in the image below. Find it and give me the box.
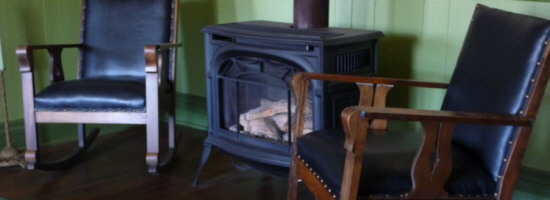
[328,189,331,193]
[132,110,136,112]
[64,109,67,112]
[526,95,529,98]
[332,195,336,198]
[34,109,37,111]
[54,109,57,112]
[520,111,524,114]
[83,109,87,112]
[494,193,498,196]
[498,175,502,179]
[93,109,96,112]
[509,141,513,144]
[73,109,77,112]
[503,158,507,162]
[537,62,541,66]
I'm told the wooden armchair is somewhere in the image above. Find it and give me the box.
[16,0,181,173]
[287,5,550,200]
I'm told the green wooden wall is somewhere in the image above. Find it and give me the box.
[1,0,550,173]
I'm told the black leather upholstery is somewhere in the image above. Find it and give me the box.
[34,77,145,111]
[82,0,172,79]
[297,129,496,198]
[442,5,550,181]
[35,0,173,111]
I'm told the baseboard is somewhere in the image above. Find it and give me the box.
[516,166,550,197]
[175,93,207,131]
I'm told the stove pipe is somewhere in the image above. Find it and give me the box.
[293,0,329,29]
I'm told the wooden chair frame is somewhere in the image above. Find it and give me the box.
[16,0,182,173]
[287,38,550,199]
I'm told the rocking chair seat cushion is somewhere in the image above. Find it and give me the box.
[34,77,146,112]
[296,129,497,198]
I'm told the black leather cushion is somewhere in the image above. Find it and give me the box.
[297,129,497,198]
[441,5,550,181]
[34,77,145,111]
[81,0,172,79]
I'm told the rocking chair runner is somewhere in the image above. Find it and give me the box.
[288,4,550,200]
[17,0,181,173]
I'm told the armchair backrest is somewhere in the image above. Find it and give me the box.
[80,0,176,79]
[441,5,550,181]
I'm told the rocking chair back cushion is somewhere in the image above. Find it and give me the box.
[441,6,550,181]
[82,0,173,79]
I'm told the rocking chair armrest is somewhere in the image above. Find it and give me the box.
[144,43,182,85]
[17,44,82,74]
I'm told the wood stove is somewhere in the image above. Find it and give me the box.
[192,1,383,184]
[192,20,383,184]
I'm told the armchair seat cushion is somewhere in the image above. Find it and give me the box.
[296,129,497,198]
[34,77,146,112]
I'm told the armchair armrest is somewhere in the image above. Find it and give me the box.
[295,72,449,89]
[17,44,82,83]
[339,106,534,197]
[346,106,533,126]
[291,72,449,139]
[340,106,532,157]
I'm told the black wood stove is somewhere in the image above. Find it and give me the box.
[193,1,383,185]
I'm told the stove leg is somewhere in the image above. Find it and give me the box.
[192,143,212,186]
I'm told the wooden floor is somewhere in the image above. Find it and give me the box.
[0,125,314,200]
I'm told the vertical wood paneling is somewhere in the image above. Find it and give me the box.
[250,0,293,23]
[350,0,376,30]
[523,2,550,172]
[408,0,450,110]
[331,0,353,28]
[445,0,476,82]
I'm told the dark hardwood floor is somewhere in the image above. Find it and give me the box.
[0,125,314,200]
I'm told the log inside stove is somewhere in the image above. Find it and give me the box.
[229,98,313,142]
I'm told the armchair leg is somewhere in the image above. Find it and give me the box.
[26,127,99,171]
[287,155,299,200]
